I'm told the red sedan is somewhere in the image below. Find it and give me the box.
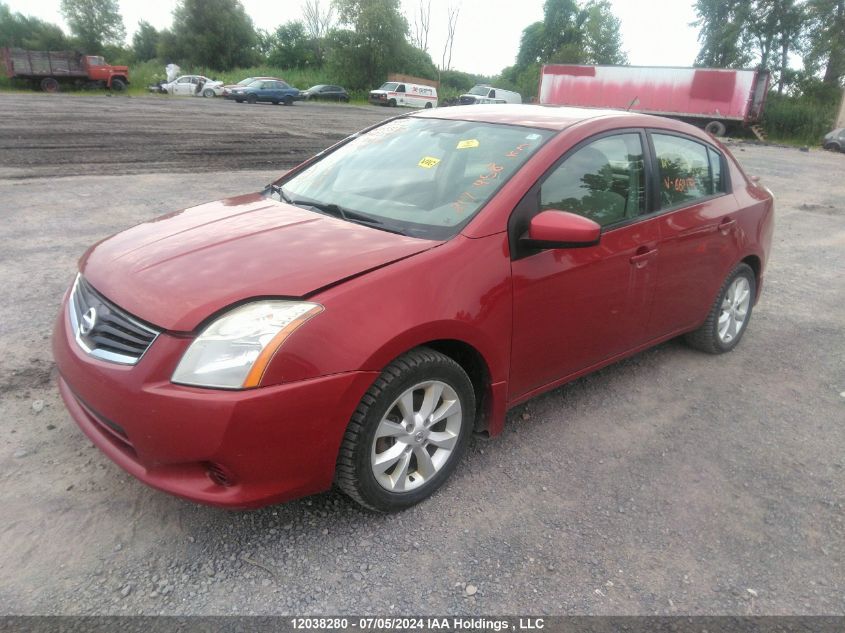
[53,105,774,512]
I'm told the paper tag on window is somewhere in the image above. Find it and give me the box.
[456,139,480,149]
[418,157,441,168]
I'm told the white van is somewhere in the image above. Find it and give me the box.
[459,85,521,105]
[369,81,438,108]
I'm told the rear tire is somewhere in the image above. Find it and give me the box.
[335,347,475,512]
[424,102,433,109]
[823,142,841,152]
[684,263,756,354]
[202,88,215,98]
[704,121,727,137]
[41,77,59,93]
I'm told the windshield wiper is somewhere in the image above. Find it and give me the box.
[268,183,292,204]
[291,200,407,236]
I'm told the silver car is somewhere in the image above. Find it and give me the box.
[823,127,845,152]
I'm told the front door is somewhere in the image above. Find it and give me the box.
[509,131,659,400]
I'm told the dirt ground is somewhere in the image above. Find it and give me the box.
[0,94,843,616]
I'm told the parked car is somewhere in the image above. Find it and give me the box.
[822,127,845,152]
[149,74,223,98]
[459,84,522,105]
[300,84,350,102]
[225,79,301,105]
[221,76,283,98]
[369,81,437,108]
[53,105,774,512]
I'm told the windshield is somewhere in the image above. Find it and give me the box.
[378,82,399,91]
[468,85,491,96]
[277,117,554,240]
[237,78,256,85]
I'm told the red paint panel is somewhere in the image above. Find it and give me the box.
[544,65,596,77]
[691,70,736,102]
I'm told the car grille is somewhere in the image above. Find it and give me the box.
[68,275,159,365]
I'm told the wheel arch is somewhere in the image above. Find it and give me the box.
[740,253,763,302]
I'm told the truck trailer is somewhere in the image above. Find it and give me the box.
[538,64,770,137]
[1,48,129,92]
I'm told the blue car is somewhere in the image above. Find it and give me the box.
[226,79,301,105]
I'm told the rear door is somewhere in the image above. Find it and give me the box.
[646,131,741,336]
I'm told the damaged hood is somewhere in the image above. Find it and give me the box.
[81,193,440,331]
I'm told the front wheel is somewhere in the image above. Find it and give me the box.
[388,98,397,107]
[247,94,257,104]
[110,78,126,92]
[685,263,756,354]
[823,142,841,152]
[284,95,293,106]
[335,348,475,512]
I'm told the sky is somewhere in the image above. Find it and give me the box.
[4,0,702,76]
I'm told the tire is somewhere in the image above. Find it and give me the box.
[388,98,397,107]
[41,77,60,93]
[235,99,244,103]
[247,94,257,104]
[202,88,215,98]
[335,347,476,512]
[271,100,280,105]
[684,263,756,354]
[110,78,126,92]
[823,142,841,152]
[284,95,293,106]
[704,120,727,137]
[424,102,433,109]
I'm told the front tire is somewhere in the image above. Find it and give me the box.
[110,78,127,92]
[247,94,257,104]
[284,95,294,106]
[335,348,475,512]
[685,263,756,354]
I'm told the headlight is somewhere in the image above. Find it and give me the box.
[172,301,323,389]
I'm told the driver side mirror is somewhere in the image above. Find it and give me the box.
[520,210,601,249]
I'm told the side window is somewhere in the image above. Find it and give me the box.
[489,89,496,98]
[396,84,406,93]
[708,147,725,194]
[177,77,191,84]
[652,134,716,207]
[540,133,645,227]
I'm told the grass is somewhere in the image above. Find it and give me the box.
[762,93,839,145]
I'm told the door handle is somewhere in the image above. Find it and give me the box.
[629,247,657,268]
[719,218,736,235]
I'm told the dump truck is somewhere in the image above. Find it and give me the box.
[538,64,770,137]
[1,48,129,92]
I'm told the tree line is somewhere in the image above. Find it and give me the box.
[694,0,844,99]
[1,0,842,100]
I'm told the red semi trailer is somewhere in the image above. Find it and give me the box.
[538,64,770,137]
[1,47,129,92]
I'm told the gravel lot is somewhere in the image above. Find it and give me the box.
[0,94,843,616]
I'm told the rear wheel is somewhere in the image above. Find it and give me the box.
[40,77,59,93]
[685,263,756,354]
[823,142,841,152]
[335,348,475,512]
[202,88,215,98]
[424,102,433,109]
[235,99,244,103]
[247,94,257,104]
[704,120,727,137]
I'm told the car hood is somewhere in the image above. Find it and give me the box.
[80,193,441,331]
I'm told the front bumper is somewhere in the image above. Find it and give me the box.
[52,297,377,508]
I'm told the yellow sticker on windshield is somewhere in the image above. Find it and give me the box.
[456,139,480,149]
[418,156,441,168]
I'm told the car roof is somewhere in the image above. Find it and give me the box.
[411,104,722,138]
